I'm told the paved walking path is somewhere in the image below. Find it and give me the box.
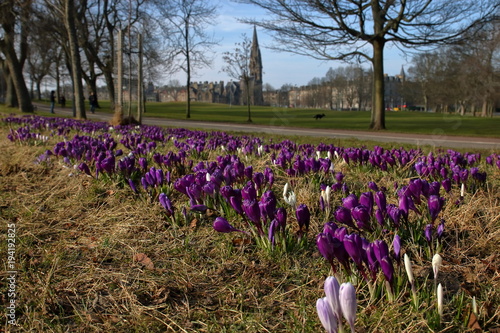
[33,103,500,150]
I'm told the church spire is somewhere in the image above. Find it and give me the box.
[249,26,263,105]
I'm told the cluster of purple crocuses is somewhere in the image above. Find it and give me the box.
[316,221,399,287]
[3,114,499,332]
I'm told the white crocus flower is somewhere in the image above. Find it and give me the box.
[404,254,414,285]
[206,172,211,182]
[432,253,443,280]
[257,145,263,156]
[316,151,321,160]
[437,283,444,317]
[460,183,465,197]
[327,151,332,160]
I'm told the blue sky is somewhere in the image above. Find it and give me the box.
[171,1,408,88]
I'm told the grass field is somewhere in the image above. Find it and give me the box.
[25,100,500,138]
[1,111,499,332]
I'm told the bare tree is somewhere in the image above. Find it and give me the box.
[0,0,33,112]
[236,0,500,130]
[222,34,254,122]
[153,0,219,118]
[64,0,86,119]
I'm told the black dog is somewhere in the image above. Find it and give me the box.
[313,113,326,120]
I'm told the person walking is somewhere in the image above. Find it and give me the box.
[50,91,56,114]
[89,91,97,114]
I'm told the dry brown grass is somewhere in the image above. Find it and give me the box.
[1,123,499,333]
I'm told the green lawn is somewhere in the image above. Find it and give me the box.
[5,101,500,137]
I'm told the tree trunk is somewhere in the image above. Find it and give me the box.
[137,34,143,124]
[113,30,124,124]
[65,0,86,119]
[1,13,33,112]
[185,18,191,119]
[370,38,385,130]
[481,99,488,117]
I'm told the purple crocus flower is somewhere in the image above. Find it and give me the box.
[230,196,244,215]
[342,194,358,210]
[241,181,257,201]
[441,178,452,193]
[78,162,92,176]
[359,192,374,215]
[380,256,395,287]
[424,224,433,244]
[343,234,364,267]
[243,199,262,232]
[159,193,175,216]
[428,195,444,223]
[128,178,138,193]
[437,219,445,241]
[398,194,410,220]
[274,207,287,230]
[351,205,372,231]
[374,191,387,213]
[372,240,389,264]
[334,206,354,228]
[375,209,385,227]
[260,190,277,221]
[213,217,243,233]
[368,181,379,192]
[295,204,311,232]
[317,233,337,271]
[268,219,279,245]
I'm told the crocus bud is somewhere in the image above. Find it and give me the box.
[296,204,311,232]
[351,205,372,231]
[230,196,244,215]
[213,217,242,233]
[342,194,358,210]
[404,253,414,285]
[437,283,444,317]
[393,234,401,263]
[339,282,357,333]
[380,256,394,286]
[437,220,445,241]
[159,193,174,215]
[424,224,433,244]
[317,233,336,268]
[316,297,338,333]
[128,178,138,193]
[432,253,443,280]
[275,207,287,230]
[428,195,444,223]
[324,276,342,326]
[334,206,354,228]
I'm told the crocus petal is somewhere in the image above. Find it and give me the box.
[316,297,338,333]
[324,276,342,323]
[339,282,357,332]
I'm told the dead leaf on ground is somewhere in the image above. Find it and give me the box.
[189,218,199,230]
[467,312,481,332]
[133,253,155,270]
